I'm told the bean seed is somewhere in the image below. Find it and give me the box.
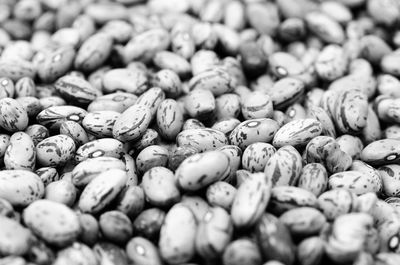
[99,210,133,245]
[361,139,400,166]
[116,186,145,220]
[264,145,302,186]
[176,150,230,191]
[4,132,35,171]
[159,204,197,264]
[0,98,29,132]
[222,238,262,265]
[142,167,180,207]
[297,163,328,196]
[53,242,97,265]
[273,118,322,148]
[279,207,327,237]
[55,75,99,105]
[126,237,163,265]
[93,242,129,265]
[196,207,233,259]
[269,186,318,215]
[133,208,165,242]
[229,118,280,149]
[255,213,295,265]
[78,169,127,214]
[23,199,80,247]
[231,173,272,228]
[74,32,113,72]
[36,135,75,166]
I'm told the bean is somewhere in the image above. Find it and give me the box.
[215,93,241,119]
[242,143,276,172]
[159,204,197,264]
[177,128,228,152]
[75,138,124,162]
[328,170,381,195]
[45,177,76,206]
[336,135,364,160]
[315,44,347,81]
[133,208,165,242]
[87,92,137,113]
[0,59,36,82]
[206,181,237,211]
[99,210,133,245]
[122,28,170,64]
[75,32,113,72]
[53,243,97,265]
[378,164,400,197]
[264,145,302,186]
[0,77,14,99]
[273,118,322,148]
[361,139,400,166]
[23,199,80,247]
[37,45,76,83]
[279,207,327,237]
[0,98,29,132]
[325,213,373,263]
[184,88,216,119]
[318,189,356,221]
[156,99,184,140]
[297,163,328,196]
[267,77,305,110]
[36,135,76,166]
[4,132,35,171]
[78,213,99,246]
[231,173,272,228]
[16,96,41,117]
[305,11,345,44]
[255,213,295,265]
[269,186,318,215]
[126,237,163,265]
[116,186,145,220]
[142,167,180,207]
[152,69,182,98]
[176,150,230,191]
[113,104,152,142]
[222,239,262,265]
[103,68,148,95]
[136,146,169,175]
[229,118,280,149]
[196,207,233,259]
[0,216,32,256]
[37,105,87,130]
[334,89,369,134]
[218,144,242,182]
[93,242,129,265]
[297,237,325,265]
[182,118,206,130]
[211,118,241,135]
[154,51,191,78]
[78,169,127,214]
[54,75,99,105]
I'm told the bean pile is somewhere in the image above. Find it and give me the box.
[1,0,400,264]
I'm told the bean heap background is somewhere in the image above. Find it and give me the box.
[0,0,400,264]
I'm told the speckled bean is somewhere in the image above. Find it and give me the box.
[75,138,124,162]
[4,132,35,171]
[176,150,230,191]
[23,199,80,247]
[78,168,127,214]
[159,204,197,264]
[36,135,76,167]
